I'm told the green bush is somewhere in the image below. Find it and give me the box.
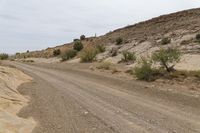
[15,52,20,56]
[80,48,97,62]
[61,49,77,61]
[80,35,86,40]
[196,34,200,40]
[96,44,106,53]
[0,53,9,60]
[73,39,80,42]
[116,37,123,45]
[53,49,61,56]
[73,41,83,51]
[152,48,181,72]
[122,51,136,62]
[134,58,157,81]
[161,37,171,45]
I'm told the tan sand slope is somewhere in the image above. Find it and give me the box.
[0,65,35,133]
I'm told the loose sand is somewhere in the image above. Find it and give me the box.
[0,65,35,133]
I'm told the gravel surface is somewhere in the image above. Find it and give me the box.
[7,61,200,133]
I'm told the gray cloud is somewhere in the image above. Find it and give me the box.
[0,0,200,54]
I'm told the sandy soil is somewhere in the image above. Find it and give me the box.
[175,54,200,71]
[6,61,200,133]
[0,65,35,133]
[18,57,60,64]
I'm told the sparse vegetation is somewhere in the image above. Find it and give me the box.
[152,48,181,72]
[116,37,123,45]
[61,49,77,61]
[73,41,84,51]
[196,34,200,40]
[80,48,97,62]
[121,51,136,62]
[22,60,34,63]
[80,35,86,40]
[0,53,9,60]
[73,39,80,42]
[15,52,20,56]
[110,48,118,57]
[96,44,106,53]
[97,62,112,70]
[171,70,200,79]
[134,58,157,81]
[161,37,171,45]
[180,40,190,45]
[53,49,61,56]
[196,34,200,43]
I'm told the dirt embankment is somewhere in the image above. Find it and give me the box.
[0,65,35,133]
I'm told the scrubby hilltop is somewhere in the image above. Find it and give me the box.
[18,8,200,69]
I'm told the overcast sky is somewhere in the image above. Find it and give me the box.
[0,0,200,54]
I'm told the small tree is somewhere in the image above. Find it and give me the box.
[161,37,171,45]
[73,41,83,51]
[116,37,123,45]
[53,49,61,56]
[122,51,136,62]
[152,48,181,72]
[80,35,86,40]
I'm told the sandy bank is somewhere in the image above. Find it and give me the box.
[0,65,35,133]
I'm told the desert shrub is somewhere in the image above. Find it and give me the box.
[196,34,200,40]
[22,60,34,63]
[152,48,181,72]
[110,48,118,57]
[180,40,190,45]
[97,62,112,70]
[168,70,200,79]
[73,39,80,42]
[80,35,86,40]
[0,53,9,60]
[195,34,200,43]
[134,58,157,81]
[121,51,136,62]
[61,49,77,61]
[80,48,97,62]
[53,49,61,56]
[161,37,171,45]
[73,41,83,51]
[96,44,106,53]
[15,52,20,56]
[116,37,123,45]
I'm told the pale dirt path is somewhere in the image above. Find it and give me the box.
[6,61,200,133]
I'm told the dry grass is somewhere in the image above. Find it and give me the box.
[96,62,112,70]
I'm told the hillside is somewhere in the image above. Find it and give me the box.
[18,8,200,68]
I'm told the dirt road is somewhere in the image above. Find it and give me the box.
[7,62,200,133]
